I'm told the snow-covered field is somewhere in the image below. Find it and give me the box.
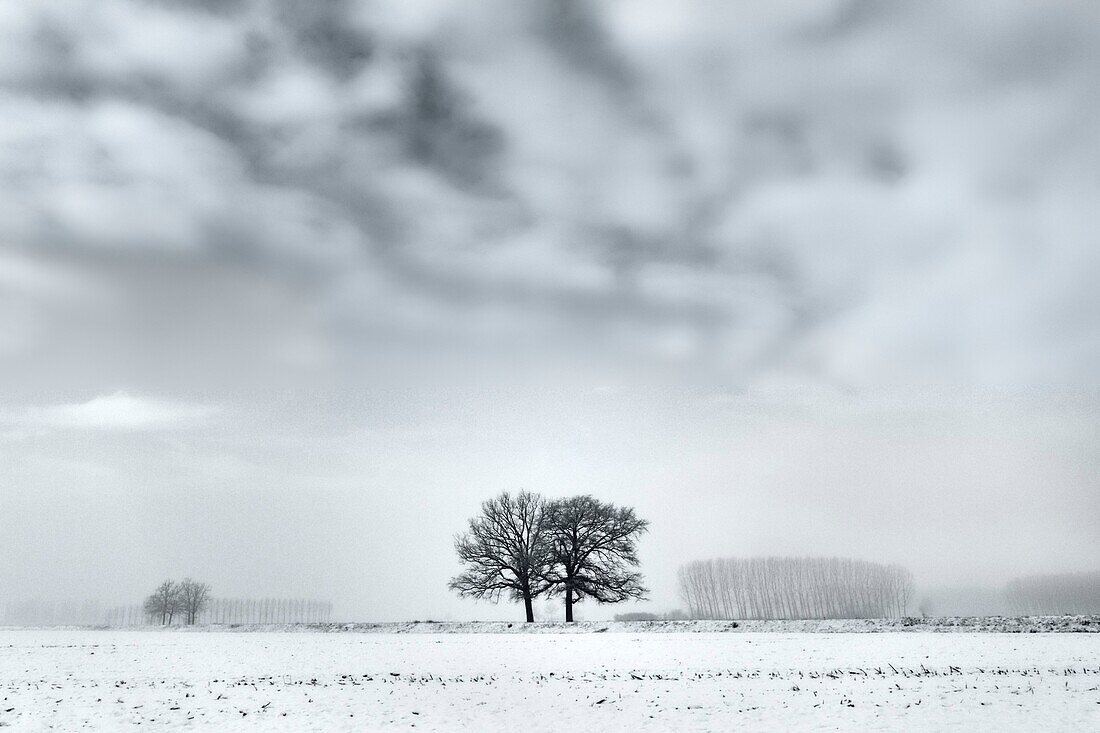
[1,629,1097,731]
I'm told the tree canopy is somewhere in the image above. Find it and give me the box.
[543,495,649,622]
[448,491,552,622]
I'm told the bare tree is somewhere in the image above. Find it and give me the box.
[177,579,212,625]
[542,495,649,622]
[449,491,552,622]
[143,580,180,626]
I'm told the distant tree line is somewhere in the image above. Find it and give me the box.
[678,557,914,620]
[102,605,146,627]
[201,597,335,624]
[613,610,689,622]
[1,599,103,626]
[1004,571,1100,615]
[104,597,334,627]
[125,578,336,626]
[449,491,649,622]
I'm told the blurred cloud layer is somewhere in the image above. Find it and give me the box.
[1,1,1097,618]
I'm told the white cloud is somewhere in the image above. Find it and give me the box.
[21,391,219,432]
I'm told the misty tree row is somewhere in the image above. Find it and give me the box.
[449,491,648,622]
[118,578,334,627]
[678,557,914,620]
[105,597,335,626]
[1004,571,1100,615]
[1,599,105,626]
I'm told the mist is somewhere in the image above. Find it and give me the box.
[1,0,1098,622]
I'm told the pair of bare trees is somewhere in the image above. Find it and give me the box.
[142,578,211,626]
[678,557,914,620]
[449,492,649,622]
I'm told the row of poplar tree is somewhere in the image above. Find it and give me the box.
[141,580,335,626]
[450,492,649,622]
[678,557,915,620]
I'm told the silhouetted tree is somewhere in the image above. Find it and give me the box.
[543,495,648,622]
[143,580,180,625]
[177,578,211,624]
[449,491,551,622]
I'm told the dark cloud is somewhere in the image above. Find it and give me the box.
[273,0,375,80]
[536,0,636,96]
[402,49,505,191]
[147,0,250,16]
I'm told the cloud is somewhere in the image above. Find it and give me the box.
[15,391,219,432]
[0,0,1097,391]
[0,250,94,299]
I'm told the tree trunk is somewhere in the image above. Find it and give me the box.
[523,595,534,623]
[565,587,574,622]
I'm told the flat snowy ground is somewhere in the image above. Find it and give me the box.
[1,629,1097,731]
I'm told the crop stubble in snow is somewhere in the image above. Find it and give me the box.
[0,630,1097,730]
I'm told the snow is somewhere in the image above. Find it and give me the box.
[1,627,1097,730]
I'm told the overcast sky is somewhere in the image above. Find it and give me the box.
[1,0,1098,620]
